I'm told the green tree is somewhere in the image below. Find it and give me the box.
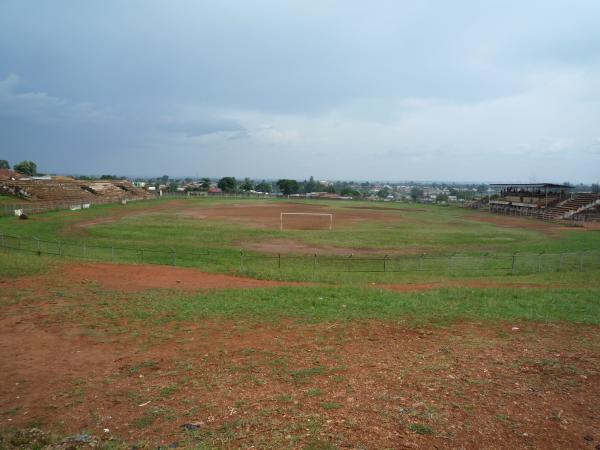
[0,160,9,169]
[14,160,37,176]
[340,187,360,197]
[277,179,300,195]
[218,176,237,192]
[255,181,272,193]
[240,177,254,191]
[377,188,390,199]
[410,186,423,202]
[325,184,336,194]
[200,177,211,190]
[436,194,449,203]
[304,175,318,193]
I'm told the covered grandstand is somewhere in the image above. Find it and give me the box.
[486,183,599,221]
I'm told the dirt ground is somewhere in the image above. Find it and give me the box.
[181,202,409,230]
[0,262,572,295]
[61,263,309,292]
[1,264,600,449]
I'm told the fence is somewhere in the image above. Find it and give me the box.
[0,196,155,218]
[1,231,599,277]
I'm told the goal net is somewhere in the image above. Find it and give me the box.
[280,212,333,230]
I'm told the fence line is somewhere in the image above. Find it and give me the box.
[0,196,155,218]
[1,231,599,276]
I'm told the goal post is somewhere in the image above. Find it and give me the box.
[280,212,333,230]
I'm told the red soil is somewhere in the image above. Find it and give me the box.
[1,265,599,448]
[0,297,598,449]
[181,201,409,230]
[62,262,308,292]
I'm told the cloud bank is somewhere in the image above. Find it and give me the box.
[0,0,599,182]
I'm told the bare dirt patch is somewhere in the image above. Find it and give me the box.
[181,201,410,230]
[0,288,599,449]
[62,262,308,292]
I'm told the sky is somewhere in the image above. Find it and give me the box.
[1,1,599,183]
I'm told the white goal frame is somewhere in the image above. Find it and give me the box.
[280,212,333,230]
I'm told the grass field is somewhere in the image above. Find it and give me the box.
[1,197,599,449]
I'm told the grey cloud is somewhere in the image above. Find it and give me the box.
[0,0,599,182]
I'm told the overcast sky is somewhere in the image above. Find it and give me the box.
[1,1,599,182]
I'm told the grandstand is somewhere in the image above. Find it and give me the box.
[487,183,599,222]
[0,176,154,213]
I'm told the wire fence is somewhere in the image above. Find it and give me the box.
[0,196,154,217]
[1,231,599,277]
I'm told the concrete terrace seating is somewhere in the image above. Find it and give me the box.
[542,193,600,220]
[0,178,154,205]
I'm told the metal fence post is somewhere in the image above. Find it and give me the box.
[347,253,353,272]
[383,254,388,272]
[559,253,563,271]
[83,242,87,259]
[313,253,317,277]
[418,254,424,271]
[579,252,584,272]
[278,253,281,271]
[34,236,41,255]
[511,252,518,275]
[538,252,544,272]
[140,248,144,263]
[447,253,455,274]
[111,246,115,262]
[240,250,244,271]
[0,232,4,249]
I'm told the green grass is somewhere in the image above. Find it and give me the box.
[44,283,600,327]
[1,197,599,282]
[0,249,61,277]
[409,423,434,435]
[2,197,599,256]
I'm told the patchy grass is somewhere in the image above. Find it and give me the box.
[409,423,434,435]
[87,285,600,326]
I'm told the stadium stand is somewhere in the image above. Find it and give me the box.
[0,176,154,214]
